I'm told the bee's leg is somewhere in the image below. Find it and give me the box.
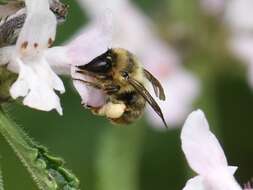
[73,78,120,94]
[75,69,108,80]
[73,78,103,89]
[104,84,120,94]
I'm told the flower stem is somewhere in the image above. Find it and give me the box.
[95,122,145,190]
[0,108,80,190]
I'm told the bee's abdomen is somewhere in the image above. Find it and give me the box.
[111,91,146,124]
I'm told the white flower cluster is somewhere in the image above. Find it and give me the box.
[0,0,111,114]
[0,0,64,114]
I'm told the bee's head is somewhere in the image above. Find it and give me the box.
[77,48,139,82]
[112,48,142,84]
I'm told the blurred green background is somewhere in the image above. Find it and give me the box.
[1,0,253,189]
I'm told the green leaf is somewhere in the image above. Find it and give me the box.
[0,108,80,190]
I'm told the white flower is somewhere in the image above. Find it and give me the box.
[1,0,65,114]
[45,13,112,108]
[76,0,200,127]
[181,110,242,190]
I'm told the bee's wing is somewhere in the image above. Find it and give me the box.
[128,77,168,128]
[144,69,166,101]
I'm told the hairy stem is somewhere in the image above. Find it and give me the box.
[0,108,80,190]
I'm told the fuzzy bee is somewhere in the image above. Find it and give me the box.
[75,48,168,128]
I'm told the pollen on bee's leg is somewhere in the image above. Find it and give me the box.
[104,102,126,119]
[21,41,28,49]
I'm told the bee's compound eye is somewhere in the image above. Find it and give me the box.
[95,61,111,71]
[121,71,129,79]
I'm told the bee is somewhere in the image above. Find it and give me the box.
[75,48,168,128]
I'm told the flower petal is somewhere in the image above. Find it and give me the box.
[23,85,62,115]
[66,13,112,107]
[10,58,63,115]
[71,66,106,107]
[228,166,238,175]
[183,171,242,190]
[181,110,228,175]
[205,169,242,190]
[67,11,112,65]
[181,110,242,190]
[30,57,65,94]
[7,0,65,114]
[17,0,57,56]
[9,58,29,98]
[183,176,205,190]
[45,47,71,75]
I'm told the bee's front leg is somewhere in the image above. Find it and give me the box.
[75,69,109,80]
[73,78,103,89]
[104,84,120,94]
[73,78,120,94]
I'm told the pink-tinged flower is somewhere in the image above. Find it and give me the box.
[76,0,200,127]
[181,110,242,190]
[0,0,65,114]
[200,0,225,16]
[46,14,112,108]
